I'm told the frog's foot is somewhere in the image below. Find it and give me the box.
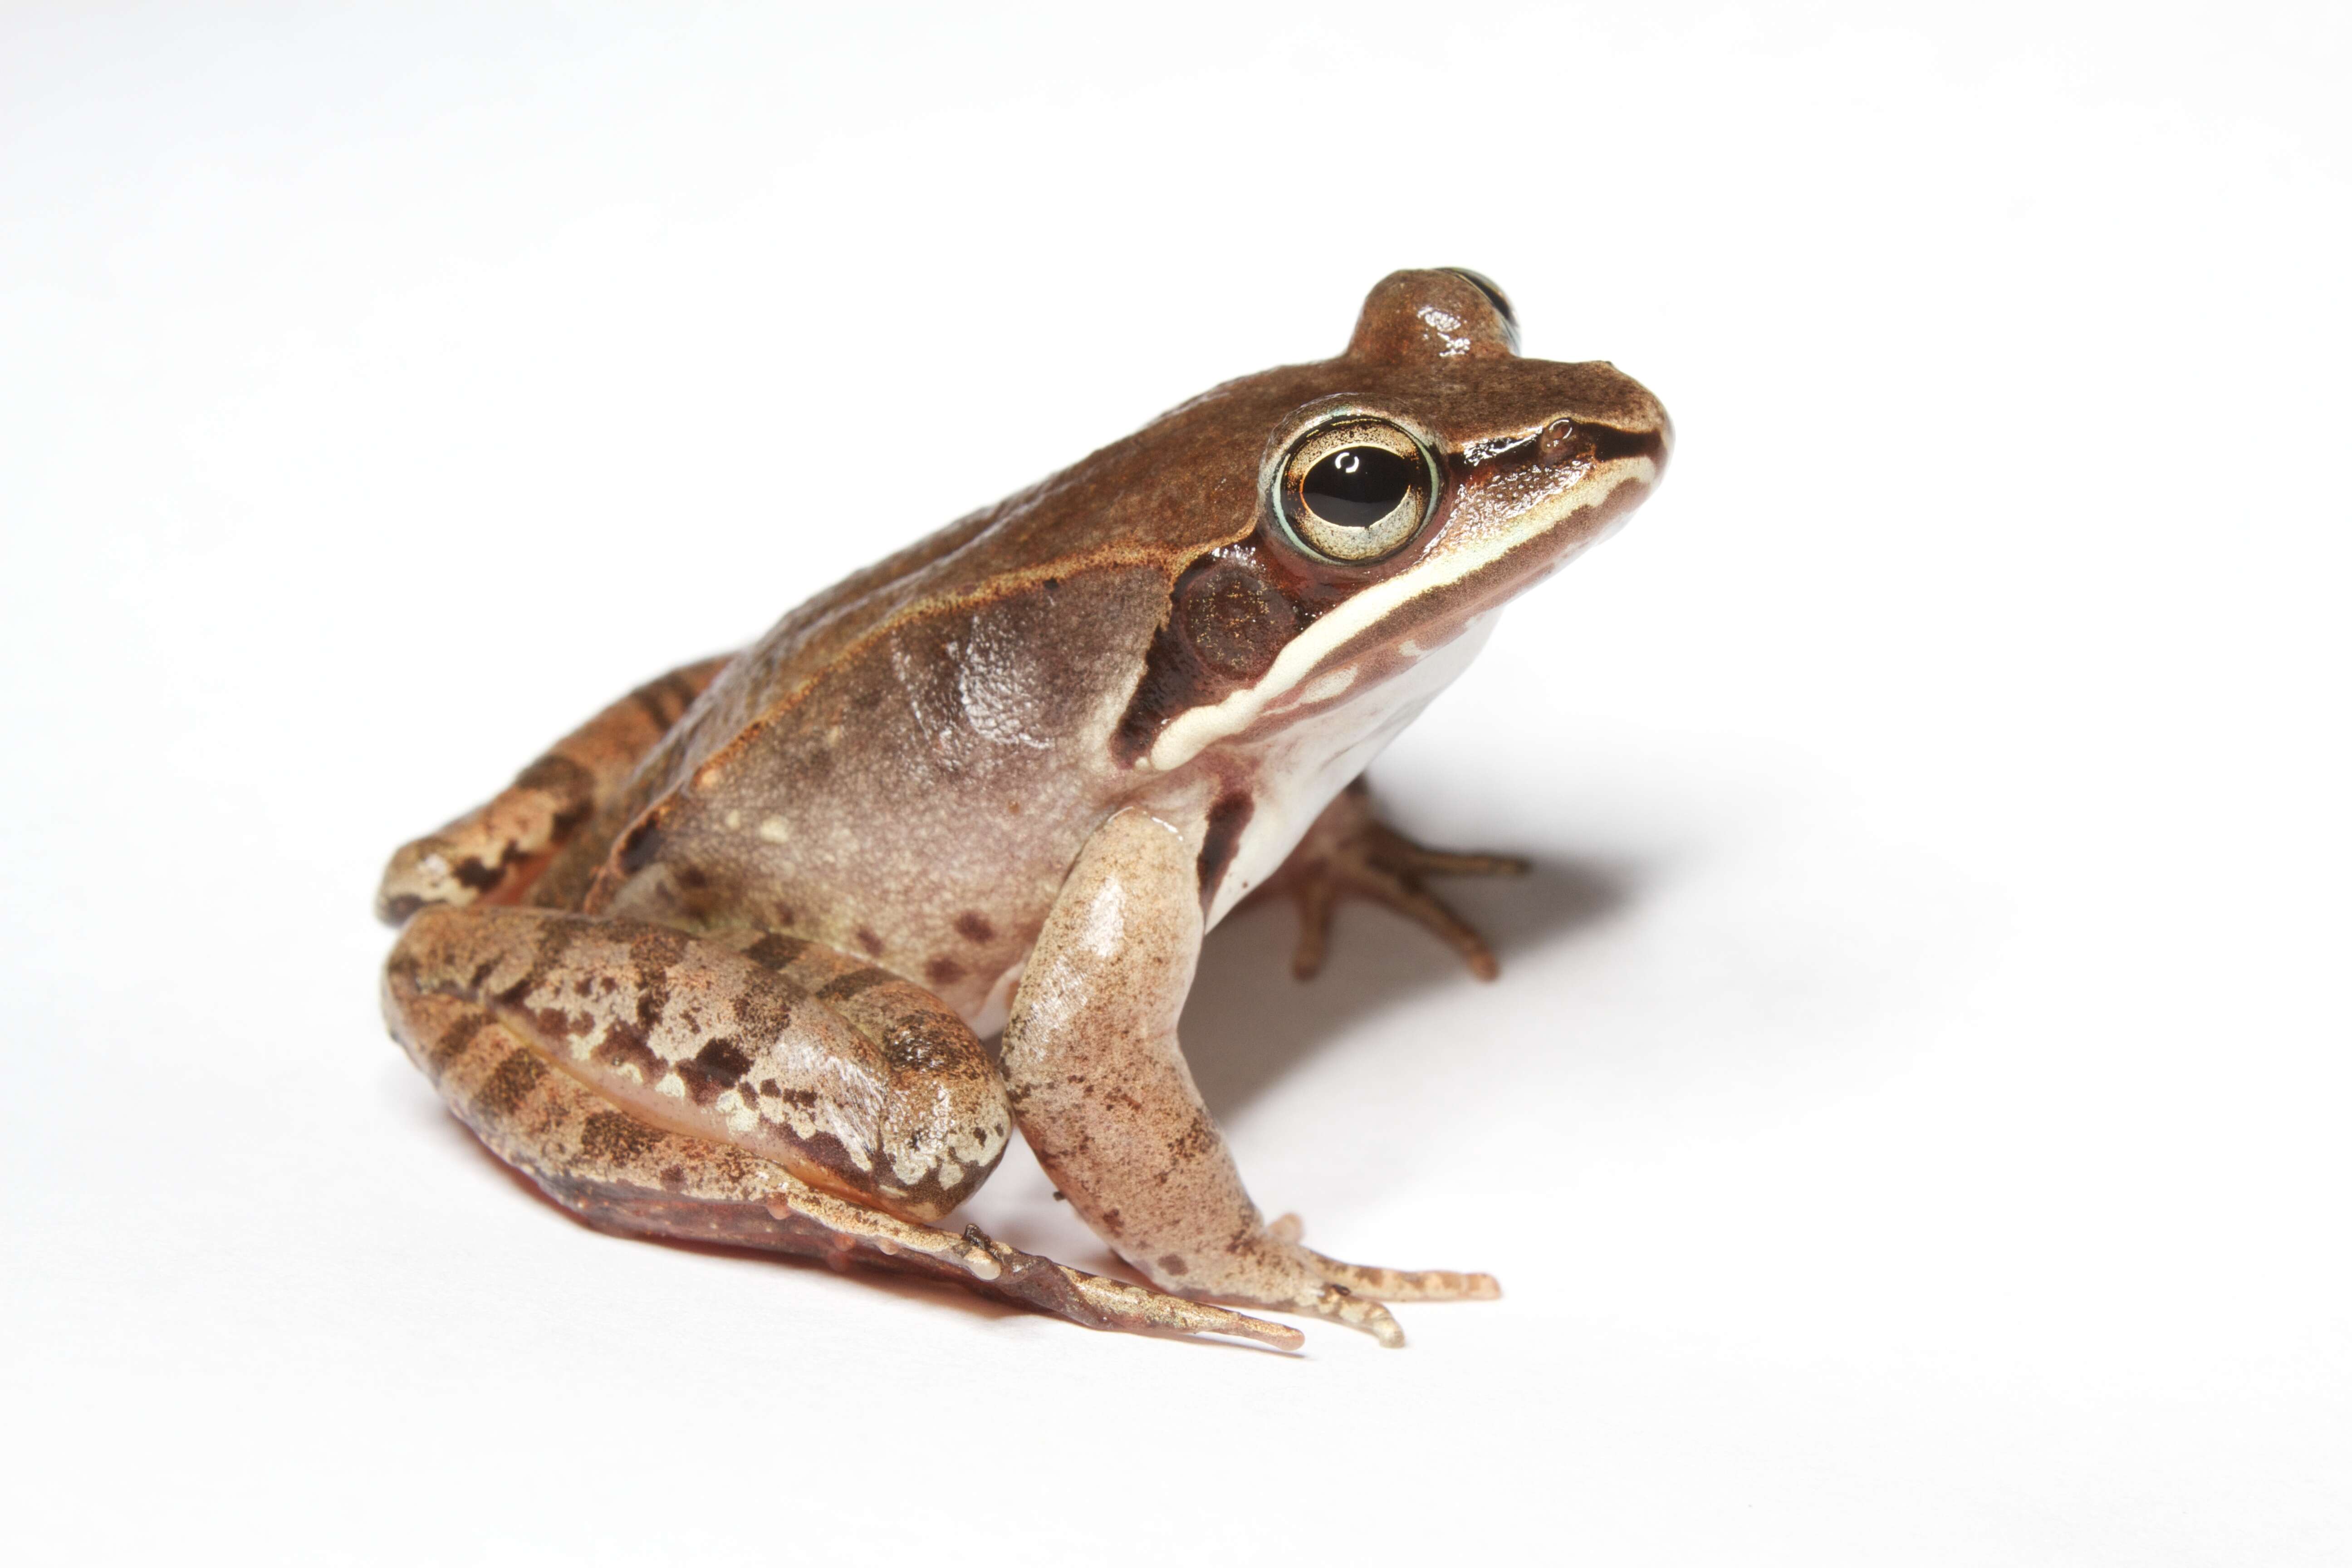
[1162,1221,1501,1349]
[1254,777,1528,981]
[1267,1213,1503,1304]
[384,975,1296,1349]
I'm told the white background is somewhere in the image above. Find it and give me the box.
[4,3,2346,1562]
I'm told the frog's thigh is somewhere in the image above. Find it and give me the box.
[385,904,1008,1220]
[1002,808,1499,1348]
[377,654,731,923]
[382,907,1296,1347]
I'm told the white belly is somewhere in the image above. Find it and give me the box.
[1205,610,1499,928]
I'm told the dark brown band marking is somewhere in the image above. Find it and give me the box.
[814,967,894,1004]
[739,932,812,971]
[1195,790,1254,911]
[473,1047,547,1119]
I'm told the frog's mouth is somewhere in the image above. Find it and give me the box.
[1138,437,1663,776]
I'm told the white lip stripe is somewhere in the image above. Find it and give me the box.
[1144,461,1651,773]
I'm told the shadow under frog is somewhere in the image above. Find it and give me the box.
[1184,845,1636,1119]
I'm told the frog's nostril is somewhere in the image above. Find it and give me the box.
[1537,418,1586,468]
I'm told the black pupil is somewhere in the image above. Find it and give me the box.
[1301,446,1414,527]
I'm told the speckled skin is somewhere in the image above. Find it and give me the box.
[379,270,1671,1347]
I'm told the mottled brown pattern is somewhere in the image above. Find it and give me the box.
[589,1024,664,1084]
[473,1048,547,1119]
[579,1110,668,1165]
[674,1038,752,1105]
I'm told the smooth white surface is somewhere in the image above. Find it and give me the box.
[4,3,2346,1562]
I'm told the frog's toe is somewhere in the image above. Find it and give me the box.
[1039,1259,1305,1350]
[1299,1247,1502,1303]
[1267,1216,1502,1303]
[1171,1234,1499,1347]
[1298,1283,1409,1349]
[1260,779,1527,982]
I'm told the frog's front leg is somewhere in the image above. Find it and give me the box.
[1003,808,1500,1348]
[1248,775,1529,981]
[376,654,731,924]
[382,904,1298,1348]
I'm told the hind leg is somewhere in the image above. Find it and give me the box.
[384,907,1296,1348]
[377,654,731,923]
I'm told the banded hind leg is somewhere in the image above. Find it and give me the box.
[383,903,1297,1348]
[377,654,731,923]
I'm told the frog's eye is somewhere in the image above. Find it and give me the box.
[1277,418,1439,564]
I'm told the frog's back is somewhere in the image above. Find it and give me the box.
[528,376,1294,1018]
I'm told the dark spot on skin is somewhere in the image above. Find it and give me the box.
[1156,1254,1189,1277]
[428,1012,496,1072]
[740,933,810,971]
[579,1111,666,1166]
[590,1022,665,1085]
[616,815,666,876]
[1170,1110,1219,1163]
[1195,790,1254,911]
[676,866,709,891]
[814,967,893,1004]
[881,1020,966,1075]
[529,1005,583,1043]
[924,956,965,988]
[675,1037,752,1105]
[692,1037,750,1083]
[472,1048,547,1118]
[758,1078,782,1100]
[952,911,995,944]
[660,1165,689,1193]
[625,925,689,1041]
[379,892,423,925]
[853,927,885,957]
[452,856,505,892]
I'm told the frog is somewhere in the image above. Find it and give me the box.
[377,269,1671,1349]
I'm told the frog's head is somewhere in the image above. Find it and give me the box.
[1122,268,1671,776]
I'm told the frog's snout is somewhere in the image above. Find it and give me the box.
[1532,388,1672,479]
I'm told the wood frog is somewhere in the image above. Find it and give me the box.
[378,270,1670,1348]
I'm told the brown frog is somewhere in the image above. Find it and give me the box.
[377,269,1671,1348]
